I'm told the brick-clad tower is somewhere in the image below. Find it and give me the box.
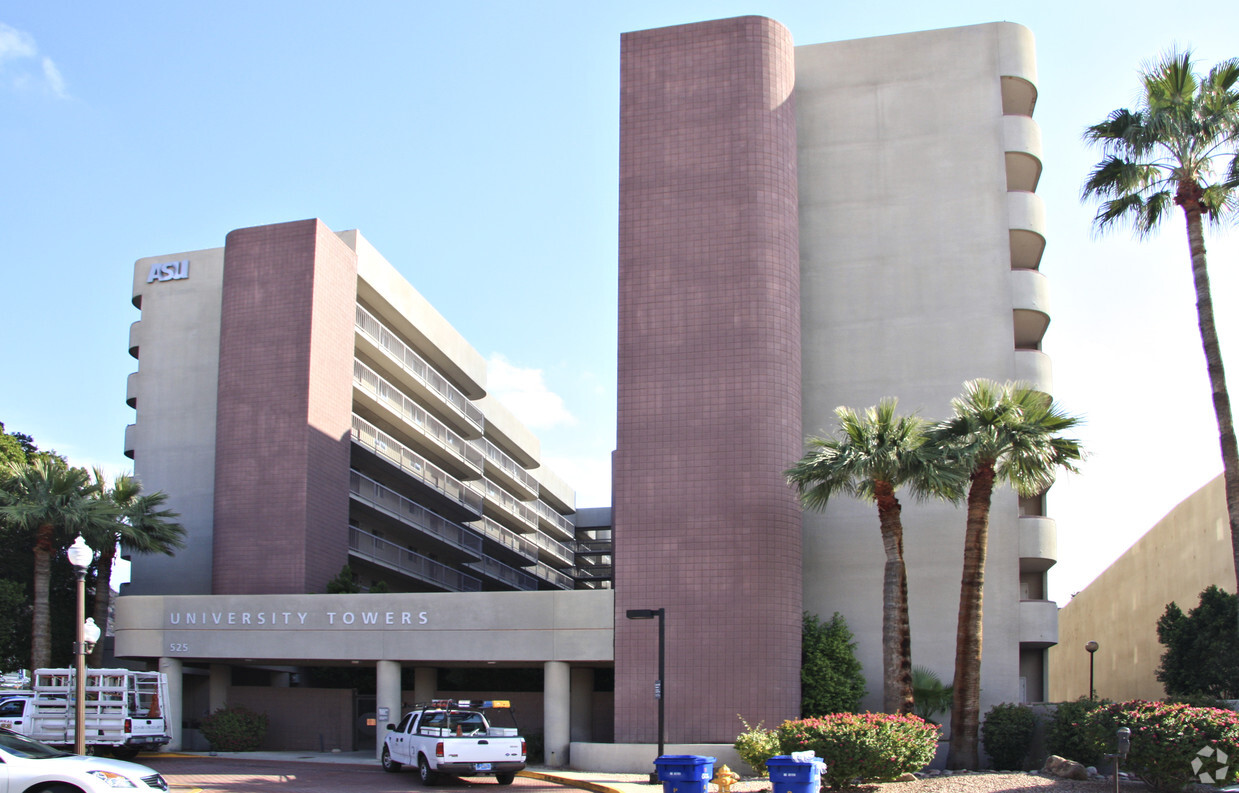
[212,219,357,594]
[614,16,803,742]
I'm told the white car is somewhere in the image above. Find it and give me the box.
[0,728,168,792]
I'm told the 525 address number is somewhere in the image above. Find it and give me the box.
[168,643,189,653]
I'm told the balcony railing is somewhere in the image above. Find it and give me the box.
[483,438,538,496]
[464,557,538,591]
[354,360,485,474]
[349,470,483,558]
[351,414,484,516]
[520,524,576,567]
[533,499,575,539]
[482,477,539,531]
[527,561,573,590]
[355,305,484,431]
[468,515,539,563]
[348,527,482,592]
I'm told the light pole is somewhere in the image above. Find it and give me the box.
[626,608,665,785]
[67,535,94,755]
[1085,640,1099,701]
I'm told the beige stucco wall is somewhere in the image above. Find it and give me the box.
[795,22,1039,711]
[127,247,226,595]
[1050,475,1236,702]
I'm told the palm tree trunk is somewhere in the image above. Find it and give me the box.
[947,463,996,769]
[875,481,915,714]
[88,539,116,667]
[1179,190,1239,596]
[31,522,54,670]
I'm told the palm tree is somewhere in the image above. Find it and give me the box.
[933,380,1082,769]
[787,399,964,714]
[85,471,185,666]
[1082,49,1239,589]
[0,459,116,669]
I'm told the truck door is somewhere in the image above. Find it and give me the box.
[0,699,28,733]
[391,713,417,764]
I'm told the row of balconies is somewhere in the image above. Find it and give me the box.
[348,526,482,593]
[351,413,484,517]
[1004,60,1057,647]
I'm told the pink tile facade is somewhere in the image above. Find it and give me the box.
[614,17,803,743]
[212,219,357,594]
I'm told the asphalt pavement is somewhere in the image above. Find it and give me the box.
[142,752,658,793]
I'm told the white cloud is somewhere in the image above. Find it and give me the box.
[0,22,68,97]
[486,353,577,430]
[542,454,612,510]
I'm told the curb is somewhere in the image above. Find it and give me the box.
[520,770,631,793]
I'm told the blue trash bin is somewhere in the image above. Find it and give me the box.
[654,755,717,793]
[766,754,827,793]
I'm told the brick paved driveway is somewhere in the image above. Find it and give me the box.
[142,757,581,793]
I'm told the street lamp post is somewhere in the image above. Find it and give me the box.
[1085,641,1099,701]
[626,608,665,785]
[67,535,94,755]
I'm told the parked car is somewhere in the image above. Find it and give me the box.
[0,727,169,792]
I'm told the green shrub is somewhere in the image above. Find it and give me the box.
[734,716,780,777]
[801,612,866,716]
[981,703,1036,769]
[911,667,952,725]
[1082,700,1239,792]
[1046,697,1108,766]
[199,705,268,752]
[776,712,939,789]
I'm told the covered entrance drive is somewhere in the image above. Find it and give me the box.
[113,590,614,766]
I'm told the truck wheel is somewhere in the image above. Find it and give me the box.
[496,772,516,785]
[111,747,140,760]
[381,746,402,772]
[418,755,440,786]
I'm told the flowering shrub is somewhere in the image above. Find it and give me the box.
[734,716,780,777]
[1082,700,1239,792]
[776,712,940,789]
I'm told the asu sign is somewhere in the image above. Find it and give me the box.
[147,260,189,283]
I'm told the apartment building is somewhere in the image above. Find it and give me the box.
[124,220,579,599]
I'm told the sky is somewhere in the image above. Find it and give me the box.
[2,0,1238,606]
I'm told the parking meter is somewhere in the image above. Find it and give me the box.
[1116,728,1131,759]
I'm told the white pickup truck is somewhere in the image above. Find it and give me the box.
[0,668,170,759]
[381,699,526,785]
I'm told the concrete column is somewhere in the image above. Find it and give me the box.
[376,661,402,760]
[208,664,230,714]
[158,657,183,752]
[413,667,436,705]
[570,667,594,742]
[371,659,401,758]
[544,661,570,767]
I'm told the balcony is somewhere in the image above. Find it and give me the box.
[464,557,538,591]
[1019,516,1057,573]
[483,439,538,501]
[128,321,142,360]
[355,305,484,438]
[348,527,482,593]
[1003,115,1042,192]
[1011,269,1051,349]
[527,561,573,590]
[353,359,484,478]
[1014,350,1053,395]
[126,372,139,408]
[1019,599,1058,648]
[349,469,483,559]
[123,423,136,460]
[534,499,575,542]
[481,476,539,533]
[351,414,483,518]
[1007,191,1046,270]
[998,24,1038,116]
[469,515,539,565]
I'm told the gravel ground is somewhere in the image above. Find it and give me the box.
[716,773,1147,793]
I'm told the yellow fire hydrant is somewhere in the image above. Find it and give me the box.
[712,764,741,793]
